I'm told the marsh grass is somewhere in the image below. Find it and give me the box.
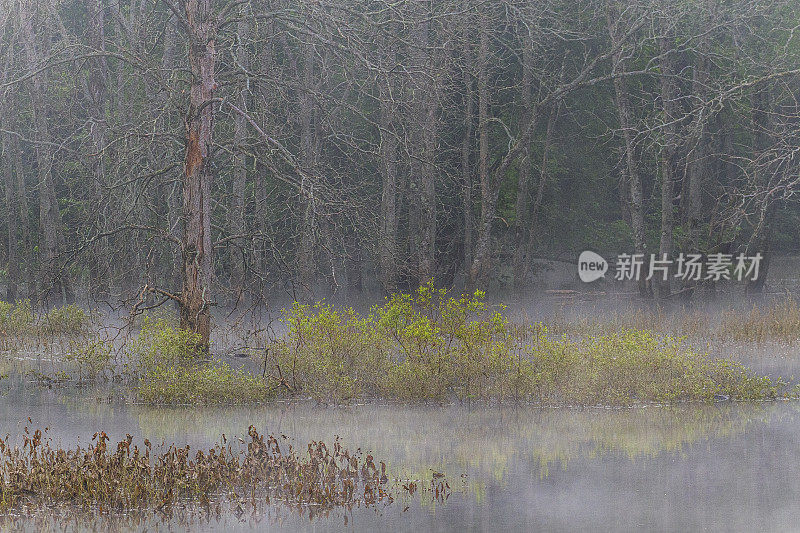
[39,304,89,336]
[718,297,800,344]
[548,295,800,345]
[0,426,438,514]
[547,305,710,340]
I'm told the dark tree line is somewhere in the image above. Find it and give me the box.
[1,0,799,343]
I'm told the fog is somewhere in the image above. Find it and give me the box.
[2,0,800,530]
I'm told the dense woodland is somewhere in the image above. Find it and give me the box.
[1,0,799,343]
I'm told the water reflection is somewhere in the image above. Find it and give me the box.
[1,378,797,531]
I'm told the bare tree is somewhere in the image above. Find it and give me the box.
[179,0,217,349]
[607,4,650,297]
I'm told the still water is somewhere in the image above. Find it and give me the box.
[0,368,798,533]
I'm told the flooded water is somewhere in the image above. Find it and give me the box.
[2,362,800,533]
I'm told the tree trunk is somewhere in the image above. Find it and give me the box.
[461,24,475,278]
[522,101,559,281]
[1,132,18,302]
[746,85,776,294]
[511,31,534,291]
[682,9,712,299]
[467,9,490,291]
[296,43,318,303]
[229,4,250,303]
[379,82,399,293]
[20,3,68,307]
[87,0,110,301]
[656,35,678,300]
[0,60,18,301]
[163,13,183,297]
[12,134,34,300]
[409,7,437,286]
[180,0,216,350]
[608,10,650,297]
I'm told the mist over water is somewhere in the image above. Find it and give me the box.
[2,386,800,531]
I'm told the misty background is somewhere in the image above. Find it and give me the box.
[1,0,799,316]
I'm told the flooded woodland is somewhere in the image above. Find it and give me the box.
[1,286,800,531]
[2,0,800,530]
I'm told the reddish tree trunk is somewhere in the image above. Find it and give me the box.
[181,0,216,350]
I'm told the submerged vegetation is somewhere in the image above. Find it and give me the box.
[0,426,441,515]
[0,289,795,405]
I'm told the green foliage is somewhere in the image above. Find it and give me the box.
[527,328,782,405]
[126,317,201,374]
[137,362,272,405]
[271,283,529,402]
[129,317,271,404]
[0,300,34,335]
[276,301,385,402]
[269,286,784,405]
[40,304,88,336]
[64,340,113,381]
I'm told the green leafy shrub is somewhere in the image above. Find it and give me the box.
[40,304,88,336]
[375,285,533,401]
[273,302,388,402]
[129,317,271,404]
[64,340,113,381]
[268,284,784,405]
[0,299,34,335]
[137,362,272,404]
[273,283,536,402]
[126,317,200,374]
[526,329,783,405]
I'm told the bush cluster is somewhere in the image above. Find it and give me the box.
[129,317,271,404]
[269,283,531,402]
[0,300,87,339]
[267,284,781,404]
[0,299,34,336]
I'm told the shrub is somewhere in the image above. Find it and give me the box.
[272,285,541,402]
[526,329,783,405]
[126,317,201,375]
[40,304,88,336]
[64,340,113,382]
[0,299,34,336]
[137,362,272,404]
[129,317,271,404]
[273,302,388,402]
[267,285,785,405]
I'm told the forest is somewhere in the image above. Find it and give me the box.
[1,0,798,339]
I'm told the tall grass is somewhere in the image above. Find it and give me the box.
[718,297,800,344]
